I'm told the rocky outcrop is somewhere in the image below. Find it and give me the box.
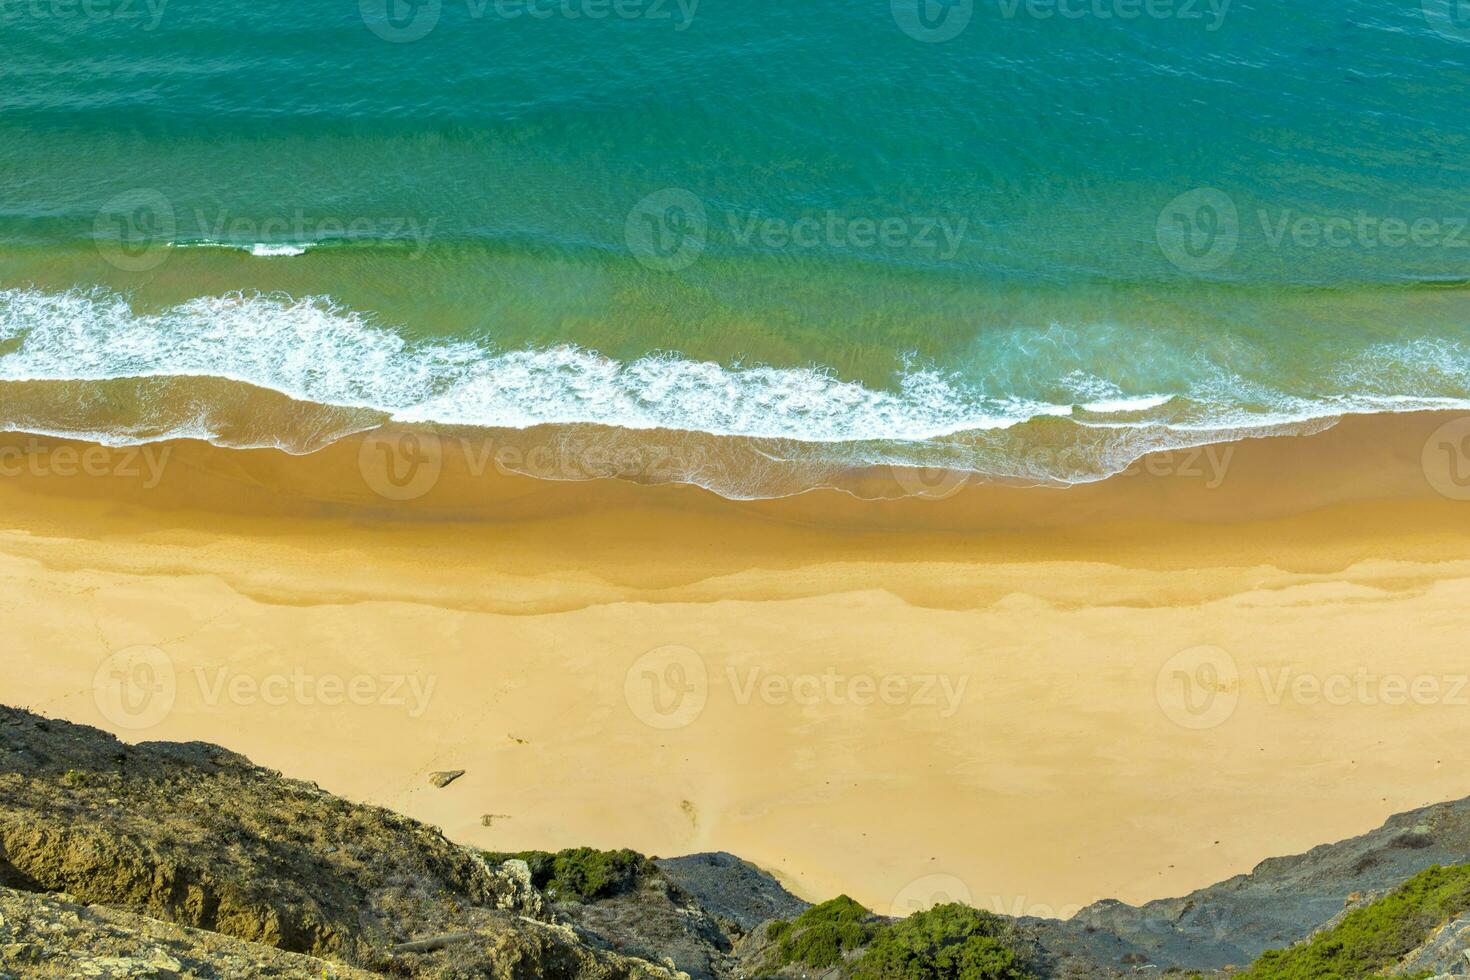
[655,852,810,932]
[1,703,1467,979]
[0,885,379,979]
[1392,911,1470,976]
[0,706,676,978]
[1029,796,1470,973]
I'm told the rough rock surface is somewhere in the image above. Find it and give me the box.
[0,884,379,978]
[551,869,735,980]
[0,706,676,978]
[1391,911,1470,976]
[2,704,1468,978]
[1029,796,1470,974]
[654,852,810,932]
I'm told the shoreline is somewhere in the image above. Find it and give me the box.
[3,410,1470,914]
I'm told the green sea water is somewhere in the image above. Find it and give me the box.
[1,0,1468,493]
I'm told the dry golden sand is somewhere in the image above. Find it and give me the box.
[3,411,1470,916]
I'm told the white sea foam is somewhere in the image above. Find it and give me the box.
[0,287,1086,442]
[1,285,1467,493]
[1079,395,1174,414]
[248,244,309,257]
[168,241,311,256]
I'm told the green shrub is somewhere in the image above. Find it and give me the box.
[1235,863,1470,979]
[482,847,653,902]
[548,847,651,901]
[849,903,1039,980]
[766,896,878,970]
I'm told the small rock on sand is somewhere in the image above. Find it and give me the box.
[428,770,465,789]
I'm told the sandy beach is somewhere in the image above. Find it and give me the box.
[4,409,1470,917]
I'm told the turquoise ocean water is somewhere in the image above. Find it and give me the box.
[2,0,1468,495]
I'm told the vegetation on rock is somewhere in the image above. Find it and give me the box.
[850,903,1039,980]
[1229,863,1470,980]
[763,895,878,970]
[482,847,655,902]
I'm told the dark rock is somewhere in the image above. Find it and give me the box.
[654,852,809,932]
